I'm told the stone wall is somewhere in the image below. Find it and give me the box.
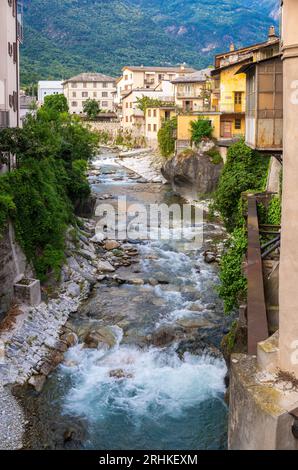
[85,120,122,139]
[0,223,32,318]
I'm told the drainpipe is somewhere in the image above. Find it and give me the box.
[279,0,298,377]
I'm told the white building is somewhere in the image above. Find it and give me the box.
[37,81,63,104]
[0,0,23,171]
[63,73,116,115]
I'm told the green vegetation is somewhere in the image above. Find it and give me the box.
[44,94,69,113]
[21,0,277,84]
[158,117,177,158]
[0,95,99,281]
[213,140,270,232]
[190,119,213,145]
[83,99,101,120]
[266,196,282,226]
[207,148,223,165]
[136,97,163,113]
[214,140,270,314]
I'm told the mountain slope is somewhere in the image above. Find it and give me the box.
[21,0,279,84]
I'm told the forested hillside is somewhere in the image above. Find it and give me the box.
[21,0,279,84]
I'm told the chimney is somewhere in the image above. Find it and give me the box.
[268,25,278,42]
[230,43,235,52]
[180,64,185,71]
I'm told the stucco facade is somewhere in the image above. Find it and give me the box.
[0,0,21,131]
[38,80,63,105]
[0,0,22,173]
[63,73,116,115]
[145,106,176,148]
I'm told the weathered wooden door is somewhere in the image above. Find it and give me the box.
[221,121,232,138]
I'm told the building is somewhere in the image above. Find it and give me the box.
[237,54,283,152]
[172,68,213,113]
[121,89,174,134]
[145,106,176,148]
[19,92,36,125]
[116,65,196,103]
[63,73,116,115]
[0,0,23,172]
[37,80,63,105]
[211,27,280,140]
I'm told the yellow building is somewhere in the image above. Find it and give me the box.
[145,106,176,148]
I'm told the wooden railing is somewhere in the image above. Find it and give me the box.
[246,194,269,354]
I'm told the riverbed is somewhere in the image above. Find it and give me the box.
[21,149,229,450]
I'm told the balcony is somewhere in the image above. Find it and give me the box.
[220,103,246,114]
[0,111,10,128]
[144,79,155,86]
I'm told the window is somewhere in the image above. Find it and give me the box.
[130,116,133,122]
[93,82,97,88]
[235,118,242,130]
[83,83,87,88]
[148,109,151,117]
[102,82,108,88]
[102,101,108,107]
[93,92,97,97]
[124,75,128,81]
[148,124,151,132]
[158,74,164,81]
[130,102,132,108]
[72,92,76,97]
[153,124,157,132]
[102,92,108,98]
[82,92,88,97]
[234,92,243,105]
[72,101,77,107]
[126,116,129,122]
[153,109,157,117]
[71,83,77,88]
[126,102,129,108]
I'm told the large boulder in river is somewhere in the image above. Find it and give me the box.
[161,143,223,199]
[84,326,119,349]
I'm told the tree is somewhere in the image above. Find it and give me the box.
[190,119,213,145]
[136,96,163,113]
[158,117,177,157]
[44,94,69,113]
[83,99,100,119]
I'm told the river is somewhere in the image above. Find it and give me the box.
[22,150,229,450]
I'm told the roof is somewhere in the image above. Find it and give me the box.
[211,57,254,76]
[63,73,116,84]
[38,80,63,89]
[122,66,197,73]
[215,37,280,60]
[171,68,213,83]
[235,53,283,75]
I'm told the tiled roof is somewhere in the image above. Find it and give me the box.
[171,68,213,83]
[63,73,116,84]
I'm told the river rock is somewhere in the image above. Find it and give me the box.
[129,279,145,286]
[67,282,81,298]
[204,252,216,264]
[84,326,119,349]
[90,232,106,243]
[177,318,216,329]
[104,240,120,251]
[97,260,115,273]
[61,332,78,347]
[161,143,223,198]
[109,369,133,380]
[151,326,177,347]
[28,374,46,393]
[79,249,97,261]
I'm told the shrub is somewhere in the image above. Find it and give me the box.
[213,140,270,232]
[207,148,223,165]
[190,119,213,145]
[83,99,101,120]
[158,117,177,157]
